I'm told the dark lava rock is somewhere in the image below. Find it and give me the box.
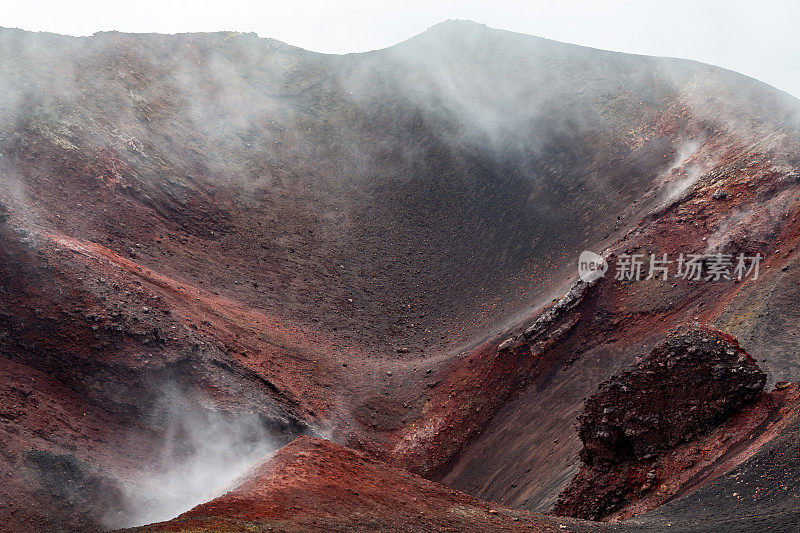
[579,325,765,467]
[712,189,729,200]
[556,325,765,520]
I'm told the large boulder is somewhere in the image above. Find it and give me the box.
[579,325,765,467]
[555,325,767,520]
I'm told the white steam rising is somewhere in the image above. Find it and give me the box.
[658,139,706,204]
[105,388,276,529]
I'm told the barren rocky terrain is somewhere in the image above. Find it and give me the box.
[1,20,799,532]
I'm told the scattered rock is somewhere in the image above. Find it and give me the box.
[497,337,514,351]
[712,189,729,200]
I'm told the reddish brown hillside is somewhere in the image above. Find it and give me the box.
[1,19,799,532]
[123,436,586,533]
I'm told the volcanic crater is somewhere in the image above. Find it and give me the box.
[1,20,800,533]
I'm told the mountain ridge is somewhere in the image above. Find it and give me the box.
[1,19,799,531]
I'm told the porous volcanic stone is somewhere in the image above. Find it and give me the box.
[555,325,766,520]
[579,325,765,467]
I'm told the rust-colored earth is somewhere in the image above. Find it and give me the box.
[1,20,800,533]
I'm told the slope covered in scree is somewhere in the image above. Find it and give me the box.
[1,20,800,531]
[124,436,587,532]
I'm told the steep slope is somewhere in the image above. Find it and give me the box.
[122,436,588,533]
[1,20,799,531]
[1,21,732,358]
[436,121,800,516]
[615,386,800,532]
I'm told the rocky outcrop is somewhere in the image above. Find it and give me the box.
[555,325,766,520]
[497,279,593,352]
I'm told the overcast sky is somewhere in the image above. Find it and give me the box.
[4,0,800,99]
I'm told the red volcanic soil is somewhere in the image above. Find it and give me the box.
[1,19,800,533]
[122,436,587,533]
